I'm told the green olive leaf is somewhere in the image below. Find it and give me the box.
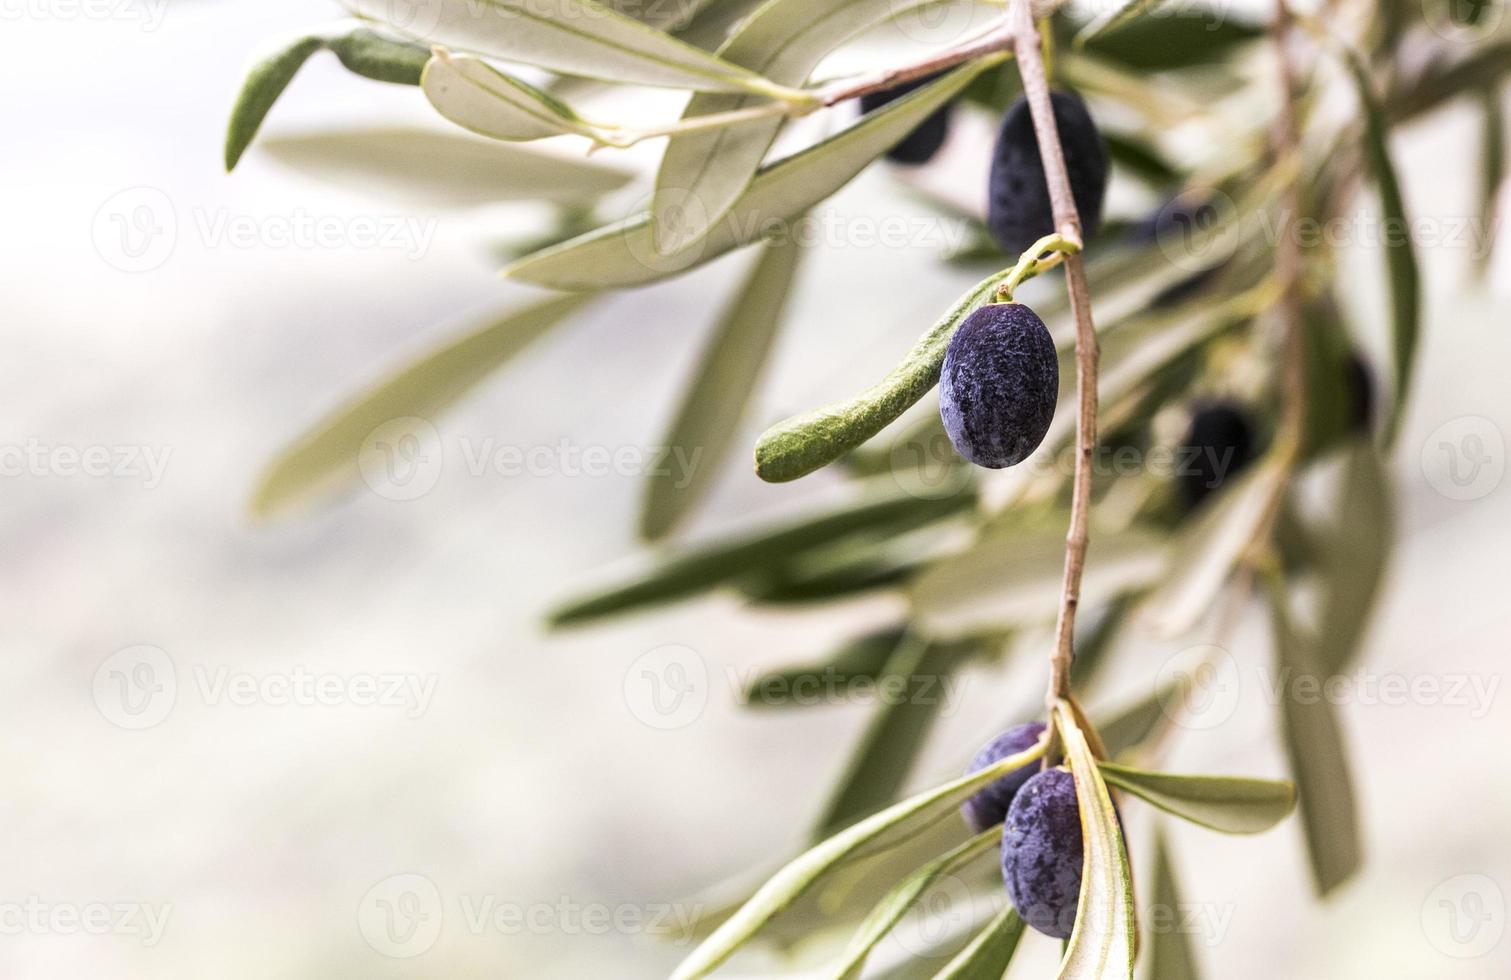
[260,128,632,207]
[1314,440,1393,675]
[421,52,594,142]
[911,527,1168,641]
[1340,45,1419,447]
[1073,0,1174,45]
[1077,10,1264,71]
[754,267,1009,484]
[1264,573,1363,897]
[547,483,976,626]
[651,0,948,255]
[251,293,594,519]
[1143,459,1285,637]
[1149,828,1200,980]
[640,235,804,540]
[1477,86,1505,279]
[929,904,1026,980]
[506,61,995,290]
[1096,762,1295,835]
[225,27,429,171]
[1096,683,1179,760]
[667,739,1047,980]
[741,627,908,709]
[813,635,985,840]
[344,0,779,93]
[1054,702,1136,980]
[827,828,1000,980]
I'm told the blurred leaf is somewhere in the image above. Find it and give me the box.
[1102,130,1180,186]
[911,527,1167,641]
[344,0,777,93]
[930,904,1026,979]
[673,0,771,50]
[742,628,907,709]
[224,28,428,170]
[1078,11,1264,72]
[1055,702,1137,980]
[1301,295,1358,458]
[251,294,594,519]
[651,0,941,254]
[828,829,999,980]
[754,266,1011,484]
[1098,762,1295,834]
[1265,573,1363,896]
[738,542,925,605]
[1148,829,1199,980]
[1388,41,1511,123]
[1341,47,1419,446]
[261,128,632,207]
[547,484,976,626]
[1071,595,1134,690]
[641,236,804,540]
[1479,85,1504,279]
[814,635,984,839]
[1074,0,1175,46]
[1098,683,1179,759]
[667,739,1046,980]
[506,62,993,290]
[1314,440,1393,675]
[421,52,592,141]
[1143,460,1284,637]
[601,0,715,30]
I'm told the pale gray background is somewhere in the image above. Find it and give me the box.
[2,0,1508,977]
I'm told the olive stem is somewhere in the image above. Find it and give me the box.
[812,24,1020,107]
[1006,0,1100,714]
[994,232,1083,303]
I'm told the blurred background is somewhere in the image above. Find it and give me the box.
[2,0,1509,977]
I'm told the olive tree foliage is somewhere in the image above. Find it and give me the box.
[226,0,1506,975]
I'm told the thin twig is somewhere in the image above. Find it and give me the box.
[813,24,1019,107]
[1005,0,1100,715]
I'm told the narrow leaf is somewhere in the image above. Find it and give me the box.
[1074,0,1171,45]
[1148,829,1200,980]
[1265,574,1363,896]
[225,28,429,170]
[813,636,983,839]
[548,484,975,626]
[251,294,593,518]
[754,267,1008,484]
[1342,48,1419,446]
[641,236,803,540]
[741,628,907,709]
[1314,440,1393,675]
[261,128,632,207]
[344,0,777,93]
[652,0,940,254]
[930,904,1026,980]
[506,61,994,290]
[912,527,1168,641]
[1097,762,1295,835]
[1054,703,1136,980]
[421,51,592,142]
[1078,11,1264,71]
[1097,684,1179,759]
[828,829,999,980]
[1478,85,1505,278]
[1143,460,1284,637]
[668,739,1046,980]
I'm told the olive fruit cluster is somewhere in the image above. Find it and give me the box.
[961,725,1086,939]
[935,88,1108,469]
